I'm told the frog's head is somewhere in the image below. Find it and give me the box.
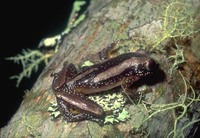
[134,57,158,77]
[123,50,158,77]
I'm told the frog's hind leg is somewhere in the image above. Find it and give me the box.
[56,96,90,122]
[55,92,104,122]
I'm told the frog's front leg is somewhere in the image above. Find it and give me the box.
[121,75,142,99]
[51,63,77,91]
[121,74,152,100]
[86,43,117,64]
[55,91,104,122]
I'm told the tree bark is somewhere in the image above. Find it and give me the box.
[1,0,200,137]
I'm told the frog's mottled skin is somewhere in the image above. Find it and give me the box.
[51,48,157,122]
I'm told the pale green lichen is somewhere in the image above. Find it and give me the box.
[127,0,199,52]
[81,60,94,67]
[6,49,52,87]
[152,0,199,50]
[167,44,185,75]
[89,92,130,124]
[48,101,60,118]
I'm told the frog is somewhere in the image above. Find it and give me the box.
[51,44,158,122]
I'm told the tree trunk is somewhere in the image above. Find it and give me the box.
[1,0,200,137]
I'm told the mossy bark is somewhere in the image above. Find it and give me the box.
[1,0,200,137]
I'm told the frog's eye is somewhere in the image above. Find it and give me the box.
[144,59,157,71]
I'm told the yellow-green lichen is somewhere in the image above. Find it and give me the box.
[89,92,129,124]
[48,101,60,118]
[6,49,53,87]
[125,0,199,53]
[152,0,199,50]
[167,44,185,75]
[81,60,94,67]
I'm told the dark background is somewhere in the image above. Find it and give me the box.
[1,0,78,127]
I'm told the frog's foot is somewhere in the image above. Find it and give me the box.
[84,42,118,64]
[98,43,117,60]
[63,107,104,123]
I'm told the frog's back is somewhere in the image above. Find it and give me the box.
[70,52,152,91]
